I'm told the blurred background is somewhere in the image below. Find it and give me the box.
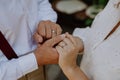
[47,0,108,80]
[49,0,108,33]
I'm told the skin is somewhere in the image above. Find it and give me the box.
[33,20,62,43]
[33,20,63,65]
[56,33,89,80]
[33,20,88,79]
[34,34,65,65]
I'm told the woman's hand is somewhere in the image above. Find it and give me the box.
[56,33,88,80]
[56,33,84,70]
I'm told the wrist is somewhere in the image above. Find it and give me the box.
[61,64,79,74]
[61,65,80,78]
[62,65,89,80]
[34,49,43,66]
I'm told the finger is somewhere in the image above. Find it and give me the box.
[37,44,42,47]
[51,23,57,38]
[63,38,74,47]
[51,29,57,38]
[58,41,66,48]
[66,33,76,46]
[33,32,43,43]
[45,25,52,38]
[45,34,66,47]
[62,38,75,52]
[75,37,84,52]
[56,24,62,35]
[56,46,64,56]
[38,21,46,37]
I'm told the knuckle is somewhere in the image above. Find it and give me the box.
[59,29,62,33]
[46,34,51,38]
[38,21,44,26]
[41,33,45,37]
[33,33,37,38]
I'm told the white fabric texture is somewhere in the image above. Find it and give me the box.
[0,0,57,80]
[73,0,120,80]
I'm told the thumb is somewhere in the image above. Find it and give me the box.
[33,32,43,43]
[45,34,66,47]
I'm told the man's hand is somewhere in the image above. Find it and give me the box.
[33,20,62,43]
[34,34,65,65]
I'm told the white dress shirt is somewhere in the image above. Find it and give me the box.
[73,0,120,80]
[0,0,57,80]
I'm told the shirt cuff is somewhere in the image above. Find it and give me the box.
[18,53,38,75]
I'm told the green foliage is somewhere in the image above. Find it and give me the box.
[85,18,93,26]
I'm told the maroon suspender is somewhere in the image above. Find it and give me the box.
[0,31,18,60]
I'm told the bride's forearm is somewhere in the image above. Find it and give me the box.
[62,66,89,80]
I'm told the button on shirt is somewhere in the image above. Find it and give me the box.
[0,0,57,80]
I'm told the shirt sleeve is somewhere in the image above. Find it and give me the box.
[37,0,57,22]
[0,52,38,80]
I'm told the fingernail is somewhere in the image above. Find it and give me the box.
[60,34,66,38]
[65,32,69,35]
[39,37,43,43]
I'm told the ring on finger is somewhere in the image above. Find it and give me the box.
[52,30,56,34]
[52,30,57,37]
[59,42,67,48]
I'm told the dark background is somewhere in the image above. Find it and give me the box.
[49,0,108,33]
